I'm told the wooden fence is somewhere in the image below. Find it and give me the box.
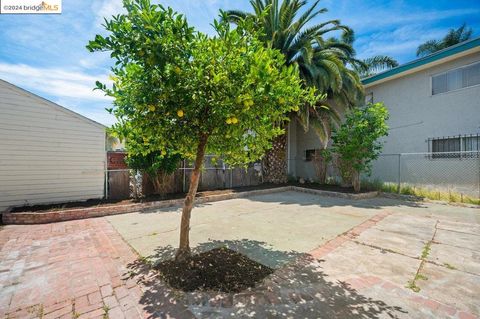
[107,152,263,199]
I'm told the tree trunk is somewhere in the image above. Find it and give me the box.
[262,126,288,184]
[312,149,327,184]
[352,169,361,193]
[176,134,208,261]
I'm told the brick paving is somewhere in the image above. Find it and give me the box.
[0,219,191,319]
[178,209,479,318]
[1,196,479,318]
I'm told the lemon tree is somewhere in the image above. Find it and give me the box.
[87,0,317,260]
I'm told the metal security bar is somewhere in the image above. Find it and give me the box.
[427,134,480,159]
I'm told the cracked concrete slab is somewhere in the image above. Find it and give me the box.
[107,191,378,268]
[105,190,480,318]
[428,242,480,275]
[373,214,437,238]
[355,227,429,258]
[320,241,420,287]
[434,228,480,252]
[436,220,480,235]
[417,262,480,315]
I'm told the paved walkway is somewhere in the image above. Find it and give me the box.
[0,191,479,318]
[0,219,190,319]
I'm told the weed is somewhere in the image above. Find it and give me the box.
[444,263,457,270]
[37,304,44,318]
[421,242,432,260]
[406,280,420,292]
[362,180,480,205]
[102,303,110,319]
[415,273,428,281]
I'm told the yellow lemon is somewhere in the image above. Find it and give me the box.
[174,66,181,74]
[226,118,232,124]
[177,109,184,117]
[231,117,238,124]
[148,105,156,112]
[244,99,253,108]
[161,150,166,156]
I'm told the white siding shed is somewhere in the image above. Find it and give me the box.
[0,79,106,211]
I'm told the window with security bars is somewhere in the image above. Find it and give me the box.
[432,61,480,95]
[428,134,480,158]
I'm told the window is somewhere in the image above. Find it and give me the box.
[428,134,480,158]
[432,61,480,95]
[305,149,316,161]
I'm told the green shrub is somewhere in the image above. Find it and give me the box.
[330,103,389,192]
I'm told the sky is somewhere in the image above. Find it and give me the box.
[0,0,479,126]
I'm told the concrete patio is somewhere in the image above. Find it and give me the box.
[0,190,479,318]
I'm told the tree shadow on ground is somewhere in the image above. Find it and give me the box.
[125,239,407,318]
[245,190,426,210]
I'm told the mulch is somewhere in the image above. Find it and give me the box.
[155,247,274,292]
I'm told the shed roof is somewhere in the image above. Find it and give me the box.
[0,78,106,130]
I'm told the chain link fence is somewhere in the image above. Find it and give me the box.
[367,151,480,199]
[288,151,480,201]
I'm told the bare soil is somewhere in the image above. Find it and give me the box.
[155,247,273,292]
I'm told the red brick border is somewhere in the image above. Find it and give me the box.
[2,186,378,225]
[309,211,392,259]
[2,187,291,224]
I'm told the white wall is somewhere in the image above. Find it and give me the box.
[0,80,106,211]
[366,51,480,154]
[366,52,480,196]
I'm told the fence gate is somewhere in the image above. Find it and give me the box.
[107,152,130,199]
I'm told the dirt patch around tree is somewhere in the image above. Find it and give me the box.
[155,247,274,292]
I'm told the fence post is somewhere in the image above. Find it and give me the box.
[478,153,480,200]
[182,160,186,193]
[397,154,401,194]
[104,153,109,199]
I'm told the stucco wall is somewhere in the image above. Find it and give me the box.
[289,51,480,194]
[366,51,480,154]
[0,80,106,211]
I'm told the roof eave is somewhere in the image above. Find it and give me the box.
[362,37,480,88]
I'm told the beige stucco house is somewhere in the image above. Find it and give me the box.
[0,79,106,211]
[288,37,480,195]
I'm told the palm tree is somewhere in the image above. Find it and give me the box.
[332,31,398,77]
[225,0,364,183]
[354,56,399,77]
[417,23,473,57]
